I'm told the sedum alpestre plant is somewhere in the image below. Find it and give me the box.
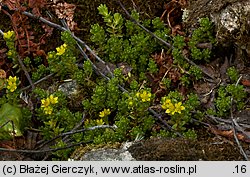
[207,67,247,117]
[172,17,215,82]
[90,4,170,76]
[84,4,216,142]
[0,31,31,140]
[214,84,247,117]
[188,17,216,61]
[82,67,156,143]
[161,91,200,135]
[47,32,79,79]
[0,2,219,159]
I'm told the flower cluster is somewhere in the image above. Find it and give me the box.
[99,108,111,118]
[136,90,152,102]
[161,98,185,115]
[6,76,18,92]
[56,43,67,55]
[3,31,15,40]
[41,95,58,115]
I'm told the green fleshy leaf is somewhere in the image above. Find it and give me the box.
[0,103,23,139]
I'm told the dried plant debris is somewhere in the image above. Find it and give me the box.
[52,2,77,31]
[1,0,53,58]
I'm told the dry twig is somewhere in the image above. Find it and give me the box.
[230,76,249,161]
[0,141,90,154]
[21,73,55,91]
[0,125,115,154]
[36,124,116,150]
[16,55,35,90]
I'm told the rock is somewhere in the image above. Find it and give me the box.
[58,80,78,96]
[70,134,248,161]
[71,142,135,161]
[185,0,250,60]
[211,1,250,51]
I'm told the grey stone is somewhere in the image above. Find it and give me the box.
[77,142,135,161]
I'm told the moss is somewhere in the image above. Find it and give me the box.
[128,128,245,160]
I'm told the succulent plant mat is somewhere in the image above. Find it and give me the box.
[0,0,250,160]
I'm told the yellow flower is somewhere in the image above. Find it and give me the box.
[7,84,17,92]
[3,31,14,39]
[96,119,104,125]
[174,102,185,114]
[43,106,53,115]
[7,76,17,83]
[49,95,58,104]
[165,102,175,115]
[99,108,111,118]
[161,98,185,115]
[136,90,152,102]
[6,76,18,92]
[161,98,171,110]
[7,50,13,57]
[41,98,50,108]
[140,90,151,102]
[41,95,58,115]
[56,43,67,55]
